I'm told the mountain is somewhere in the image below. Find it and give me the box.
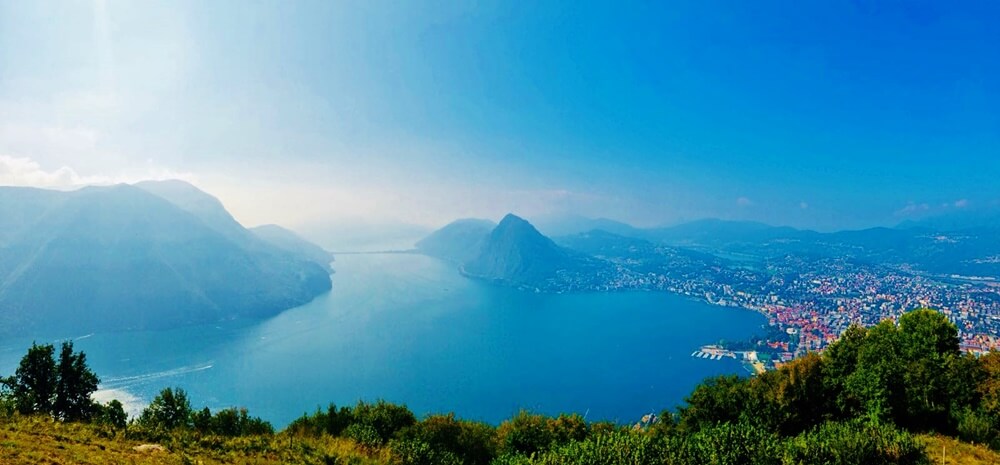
[645,219,814,247]
[250,224,335,272]
[555,229,657,258]
[138,180,333,270]
[897,207,1000,233]
[0,183,332,335]
[555,229,728,276]
[647,218,1000,277]
[414,218,496,264]
[135,180,257,245]
[297,219,433,252]
[462,214,611,290]
[426,213,1000,288]
[530,214,646,238]
[0,186,65,247]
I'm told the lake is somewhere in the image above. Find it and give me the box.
[0,253,767,427]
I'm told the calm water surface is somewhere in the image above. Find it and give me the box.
[0,253,766,426]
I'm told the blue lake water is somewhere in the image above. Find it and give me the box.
[0,253,766,427]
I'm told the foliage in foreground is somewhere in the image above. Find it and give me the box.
[3,308,1000,464]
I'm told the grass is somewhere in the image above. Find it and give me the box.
[0,415,390,465]
[5,415,1000,465]
[919,434,1000,465]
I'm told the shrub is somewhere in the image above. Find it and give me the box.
[351,400,417,444]
[344,423,381,449]
[667,421,782,465]
[389,438,461,465]
[531,429,666,465]
[782,421,927,465]
[497,411,590,457]
[954,408,995,446]
[397,413,497,465]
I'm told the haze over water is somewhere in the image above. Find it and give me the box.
[0,253,765,427]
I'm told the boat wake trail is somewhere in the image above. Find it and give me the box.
[100,363,214,389]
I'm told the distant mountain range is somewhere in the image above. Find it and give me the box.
[250,224,335,273]
[417,209,1000,291]
[554,213,1000,277]
[415,218,496,264]
[531,214,645,239]
[0,181,333,335]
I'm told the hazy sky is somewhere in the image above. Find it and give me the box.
[1,1,998,231]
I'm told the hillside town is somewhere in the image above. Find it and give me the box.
[584,250,1000,368]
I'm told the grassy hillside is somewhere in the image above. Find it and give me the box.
[4,416,1000,465]
[0,415,386,465]
[919,434,1000,465]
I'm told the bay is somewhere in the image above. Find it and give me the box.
[0,253,767,427]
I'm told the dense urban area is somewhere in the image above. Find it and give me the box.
[535,227,1000,370]
[595,251,1000,368]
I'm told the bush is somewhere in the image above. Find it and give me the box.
[397,413,497,465]
[344,422,381,449]
[782,421,927,465]
[351,400,417,444]
[954,408,995,446]
[389,438,461,465]
[668,421,781,465]
[527,430,666,465]
[677,375,750,432]
[497,411,590,457]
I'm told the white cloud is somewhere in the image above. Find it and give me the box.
[0,154,192,189]
[736,196,754,207]
[895,202,930,217]
[0,155,98,188]
[954,199,969,208]
[800,201,809,209]
[92,388,145,419]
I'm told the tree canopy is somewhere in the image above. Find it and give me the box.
[3,341,100,421]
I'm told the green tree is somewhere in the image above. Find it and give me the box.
[898,308,960,359]
[192,406,213,433]
[823,324,868,419]
[0,381,13,417]
[10,342,58,415]
[677,375,750,431]
[53,341,100,421]
[749,352,828,436]
[978,352,1000,417]
[323,403,354,436]
[897,308,961,431]
[210,407,274,436]
[844,320,905,423]
[95,399,128,431]
[138,387,193,431]
[946,353,985,414]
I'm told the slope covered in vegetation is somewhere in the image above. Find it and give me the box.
[3,308,1000,464]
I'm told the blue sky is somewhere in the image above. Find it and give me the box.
[0,1,997,231]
